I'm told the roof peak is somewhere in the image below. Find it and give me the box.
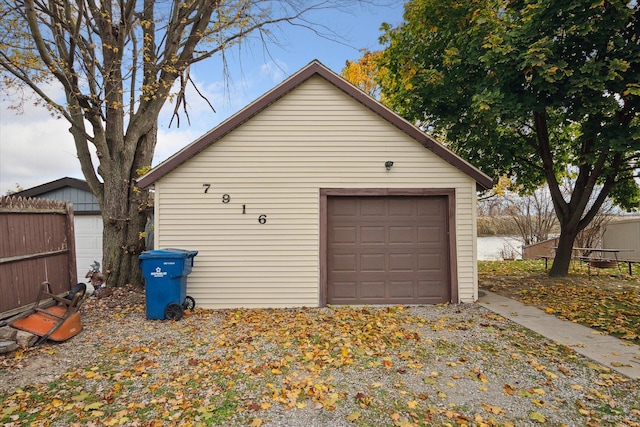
[137,60,493,191]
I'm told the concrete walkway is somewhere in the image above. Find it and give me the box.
[477,290,640,380]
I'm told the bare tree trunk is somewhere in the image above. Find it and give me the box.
[100,128,155,289]
[549,225,579,277]
[102,184,150,288]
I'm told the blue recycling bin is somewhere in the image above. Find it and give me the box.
[139,248,198,320]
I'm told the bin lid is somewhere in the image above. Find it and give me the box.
[139,248,198,260]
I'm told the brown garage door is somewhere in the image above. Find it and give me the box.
[327,196,450,304]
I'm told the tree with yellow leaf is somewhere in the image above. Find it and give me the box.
[0,0,376,287]
[340,49,384,99]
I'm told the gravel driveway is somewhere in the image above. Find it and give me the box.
[1,286,639,426]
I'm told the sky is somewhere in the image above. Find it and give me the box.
[0,2,406,195]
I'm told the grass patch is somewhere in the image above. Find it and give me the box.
[479,260,640,342]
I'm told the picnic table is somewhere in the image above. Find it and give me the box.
[540,248,637,275]
[572,247,635,275]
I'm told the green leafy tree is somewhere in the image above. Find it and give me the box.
[0,0,370,287]
[377,0,640,276]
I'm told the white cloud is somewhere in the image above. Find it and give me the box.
[260,60,289,83]
[0,98,84,194]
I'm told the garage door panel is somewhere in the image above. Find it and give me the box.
[389,253,414,272]
[361,226,385,244]
[388,199,415,217]
[389,280,414,298]
[332,282,358,299]
[417,280,449,299]
[418,253,445,271]
[329,199,358,218]
[327,196,450,305]
[418,226,445,244]
[389,226,415,244]
[331,254,357,272]
[360,281,386,299]
[361,254,385,272]
[418,200,445,216]
[360,199,385,217]
[330,226,357,245]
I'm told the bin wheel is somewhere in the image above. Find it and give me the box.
[164,303,184,321]
[183,296,196,311]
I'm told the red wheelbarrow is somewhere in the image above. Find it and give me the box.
[9,282,87,346]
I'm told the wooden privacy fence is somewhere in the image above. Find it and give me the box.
[0,196,77,317]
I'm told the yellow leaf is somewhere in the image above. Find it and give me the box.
[346,411,361,422]
[250,418,263,427]
[503,384,517,395]
[611,362,631,367]
[84,402,103,411]
[407,400,418,409]
[323,393,340,407]
[529,411,546,423]
[570,384,583,390]
[72,391,91,401]
[260,402,272,410]
[482,403,504,415]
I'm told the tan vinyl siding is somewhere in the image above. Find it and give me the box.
[154,76,478,308]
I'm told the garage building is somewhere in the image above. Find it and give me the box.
[138,60,493,308]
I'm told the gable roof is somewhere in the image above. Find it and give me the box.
[138,60,494,191]
[13,177,91,198]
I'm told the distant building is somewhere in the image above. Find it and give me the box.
[603,216,640,262]
[14,177,102,281]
